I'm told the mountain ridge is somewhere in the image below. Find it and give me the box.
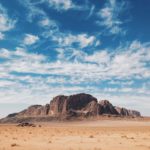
[0,93,141,123]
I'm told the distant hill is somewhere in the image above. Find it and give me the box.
[0,93,141,123]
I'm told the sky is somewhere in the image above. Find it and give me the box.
[0,0,150,118]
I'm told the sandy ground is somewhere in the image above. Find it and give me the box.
[0,120,150,150]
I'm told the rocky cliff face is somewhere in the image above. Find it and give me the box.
[49,93,97,117]
[99,100,119,115]
[2,93,141,122]
[114,107,141,117]
[17,104,50,117]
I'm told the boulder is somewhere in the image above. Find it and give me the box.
[17,122,36,127]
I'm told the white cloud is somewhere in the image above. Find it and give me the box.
[0,4,16,39]
[96,0,127,34]
[0,4,16,32]
[78,34,97,48]
[53,33,100,48]
[85,50,110,64]
[0,40,150,115]
[46,0,75,11]
[55,40,150,80]
[0,41,149,81]
[23,34,39,45]
[0,48,11,58]
[18,0,46,22]
[19,0,79,21]
[0,32,4,40]
[39,18,52,27]
[0,47,45,62]
[18,0,90,25]
[38,17,59,32]
[109,41,150,78]
[87,5,95,19]
[108,80,134,86]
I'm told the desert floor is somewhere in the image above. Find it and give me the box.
[0,120,150,150]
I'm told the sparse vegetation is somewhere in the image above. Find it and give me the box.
[11,143,19,147]
[89,135,94,138]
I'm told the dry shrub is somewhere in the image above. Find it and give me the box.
[11,143,19,147]
[89,135,94,138]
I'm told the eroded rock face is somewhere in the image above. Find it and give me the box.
[17,105,42,117]
[83,101,100,116]
[115,107,129,116]
[7,113,18,118]
[49,93,98,117]
[4,93,141,121]
[99,100,119,115]
[115,107,141,117]
[49,95,68,116]
[17,104,50,117]
[127,110,141,117]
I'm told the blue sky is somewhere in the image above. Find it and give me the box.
[0,0,150,117]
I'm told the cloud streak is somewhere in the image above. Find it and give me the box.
[0,41,149,82]
[0,40,149,115]
[23,34,39,45]
[46,0,76,11]
[96,0,127,34]
[52,33,100,48]
[0,4,16,39]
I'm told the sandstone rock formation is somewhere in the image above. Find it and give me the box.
[49,93,97,117]
[16,104,50,117]
[99,100,119,115]
[115,107,141,117]
[0,93,141,123]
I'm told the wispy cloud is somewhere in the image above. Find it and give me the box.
[84,50,110,64]
[55,40,150,80]
[52,33,100,48]
[96,0,128,34]
[0,41,149,85]
[38,17,58,28]
[0,41,149,114]
[23,34,39,45]
[87,5,95,19]
[0,4,16,39]
[18,0,81,22]
[18,0,91,25]
[46,0,76,11]
[0,32,4,40]
[17,0,45,22]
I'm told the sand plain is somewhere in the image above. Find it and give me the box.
[0,120,150,150]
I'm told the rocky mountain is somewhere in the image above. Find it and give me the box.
[0,93,141,123]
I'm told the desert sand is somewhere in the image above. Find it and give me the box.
[0,120,150,150]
